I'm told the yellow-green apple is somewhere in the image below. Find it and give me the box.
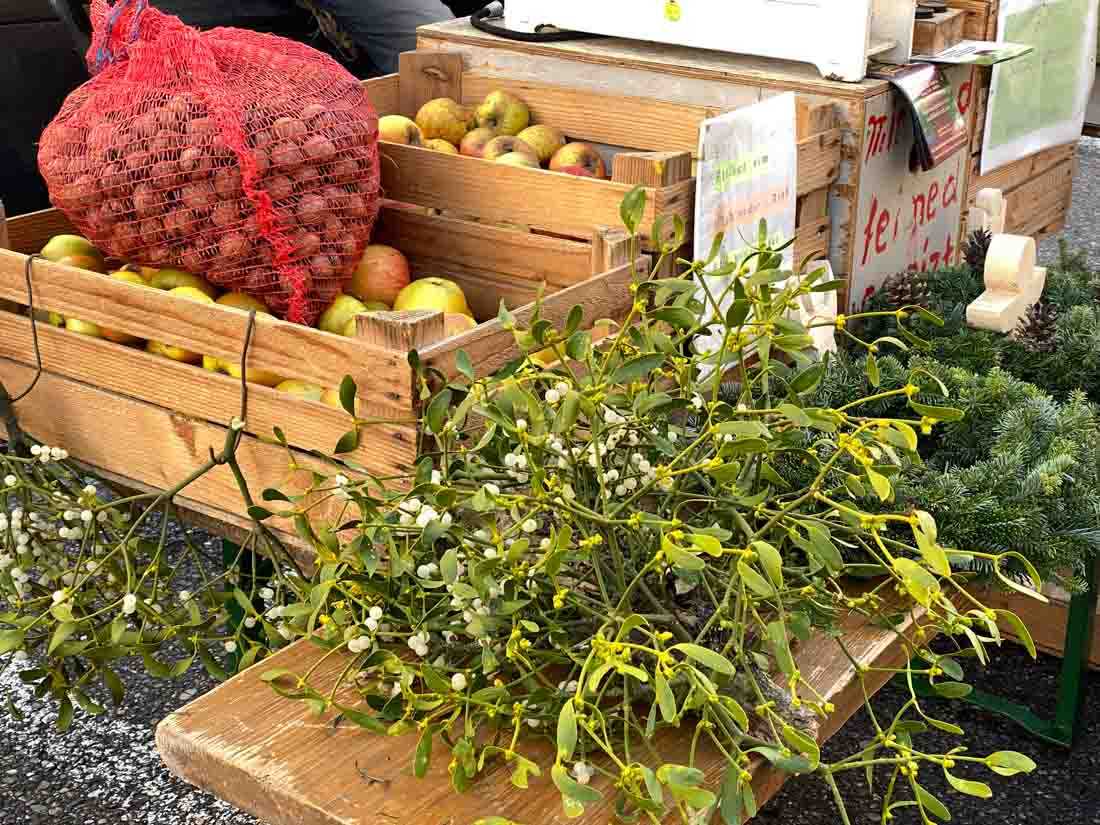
[550,142,608,178]
[340,303,389,337]
[475,90,530,136]
[150,268,219,298]
[415,98,468,145]
[275,380,325,402]
[425,138,459,154]
[378,115,423,146]
[41,234,106,272]
[496,151,540,169]
[483,136,537,163]
[349,244,410,306]
[394,277,472,318]
[445,312,478,337]
[64,317,103,338]
[216,292,269,314]
[318,293,368,335]
[517,125,567,165]
[321,387,361,412]
[459,127,498,158]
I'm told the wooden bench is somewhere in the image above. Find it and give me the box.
[156,594,925,825]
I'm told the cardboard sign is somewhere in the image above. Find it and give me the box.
[694,93,797,268]
[850,66,974,311]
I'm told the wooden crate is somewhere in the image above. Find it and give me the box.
[945,0,1001,40]
[913,9,967,55]
[361,49,843,266]
[0,207,643,550]
[966,142,1077,239]
[414,21,980,310]
[157,589,927,825]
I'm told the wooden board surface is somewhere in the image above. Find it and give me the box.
[417,19,889,101]
[158,591,925,825]
[974,586,1100,670]
[967,142,1077,201]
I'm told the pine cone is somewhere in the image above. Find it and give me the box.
[879,269,930,309]
[964,228,993,275]
[1016,301,1059,353]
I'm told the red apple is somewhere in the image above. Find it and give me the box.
[550,142,608,178]
[349,244,411,306]
[483,136,538,163]
[459,127,498,159]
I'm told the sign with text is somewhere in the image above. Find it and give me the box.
[850,65,975,311]
[694,93,797,268]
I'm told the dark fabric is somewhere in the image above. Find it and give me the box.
[443,1,487,14]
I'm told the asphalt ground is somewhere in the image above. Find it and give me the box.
[1,138,1098,825]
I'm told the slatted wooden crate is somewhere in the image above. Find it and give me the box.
[361,49,843,267]
[0,206,643,550]
[945,0,1001,41]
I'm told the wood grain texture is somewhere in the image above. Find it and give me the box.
[423,257,647,381]
[1003,160,1076,236]
[967,143,1077,200]
[157,590,926,825]
[398,52,464,118]
[945,0,1000,40]
[355,310,446,352]
[612,152,695,187]
[0,310,417,470]
[972,585,1100,670]
[913,9,967,55]
[0,360,410,540]
[0,248,413,418]
[360,74,401,121]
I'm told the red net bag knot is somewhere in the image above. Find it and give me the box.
[39,0,382,326]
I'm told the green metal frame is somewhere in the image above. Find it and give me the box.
[910,561,1098,748]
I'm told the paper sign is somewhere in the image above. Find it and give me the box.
[912,40,1034,65]
[694,93,797,269]
[981,0,1100,175]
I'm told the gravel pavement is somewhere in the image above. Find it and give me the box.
[1,138,1098,825]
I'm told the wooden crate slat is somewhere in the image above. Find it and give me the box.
[0,359,387,537]
[0,310,417,470]
[157,591,925,825]
[0,249,415,418]
[967,142,1076,200]
[973,586,1100,670]
[1002,159,1076,234]
[374,206,594,287]
[361,74,401,118]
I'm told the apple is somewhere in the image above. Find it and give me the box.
[349,244,410,306]
[41,234,105,272]
[64,317,103,338]
[496,151,540,169]
[378,115,423,146]
[416,98,468,146]
[217,292,269,314]
[517,125,567,165]
[150,268,219,298]
[483,136,537,163]
[445,313,478,337]
[459,127,499,158]
[224,361,285,388]
[550,142,608,179]
[33,310,65,328]
[275,379,325,402]
[475,90,530,136]
[101,270,149,344]
[203,355,222,373]
[425,138,459,155]
[147,286,215,363]
[341,303,390,337]
[318,293,368,335]
[321,387,361,413]
[394,277,472,318]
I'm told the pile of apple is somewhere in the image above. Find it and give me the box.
[378,89,607,178]
[34,233,477,409]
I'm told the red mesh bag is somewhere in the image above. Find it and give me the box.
[38,0,382,326]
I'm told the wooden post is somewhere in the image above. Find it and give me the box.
[354,310,447,352]
[589,226,633,274]
[611,151,694,187]
[398,51,465,118]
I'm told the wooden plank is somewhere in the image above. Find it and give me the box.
[398,52,464,118]
[1002,159,1075,234]
[612,151,694,187]
[973,586,1100,670]
[3,207,74,255]
[0,249,414,418]
[913,9,967,55]
[360,74,401,121]
[967,142,1076,199]
[423,257,647,381]
[156,591,926,825]
[794,215,832,265]
[372,207,594,288]
[0,360,396,539]
[355,310,446,352]
[945,0,998,41]
[0,310,417,471]
[418,19,890,102]
[590,227,633,274]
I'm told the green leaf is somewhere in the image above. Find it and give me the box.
[690,533,723,558]
[767,621,795,677]
[912,513,950,577]
[802,523,844,574]
[933,681,973,699]
[651,306,696,330]
[56,695,74,732]
[71,688,106,717]
[944,771,991,798]
[790,363,826,394]
[996,610,1037,658]
[909,400,965,422]
[552,763,602,804]
[737,561,774,598]
[335,704,387,734]
[867,467,892,502]
[565,330,591,362]
[641,765,663,806]
[866,353,881,387]
[778,403,811,427]
[655,670,677,722]
[440,548,459,585]
[48,622,78,654]
[780,725,820,769]
[334,428,360,454]
[987,751,1036,776]
[915,783,951,821]
[611,354,665,384]
[425,389,453,436]
[415,727,433,778]
[753,541,784,589]
[893,557,940,607]
[339,376,358,415]
[671,643,735,676]
[455,349,475,380]
[247,505,274,522]
[554,390,581,434]
[101,668,125,707]
[620,186,647,235]
[557,700,578,760]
